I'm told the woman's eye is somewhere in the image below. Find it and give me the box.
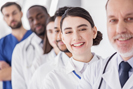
[65,31,72,34]
[55,30,59,33]
[48,30,52,33]
[79,28,86,31]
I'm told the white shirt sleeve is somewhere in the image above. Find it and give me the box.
[12,44,27,89]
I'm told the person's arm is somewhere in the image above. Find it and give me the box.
[0,42,11,81]
[0,61,10,69]
[0,67,11,81]
[12,45,27,89]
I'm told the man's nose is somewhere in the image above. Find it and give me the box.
[116,20,127,34]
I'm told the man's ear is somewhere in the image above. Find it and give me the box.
[21,11,23,18]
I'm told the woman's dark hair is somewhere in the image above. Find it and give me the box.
[46,16,55,26]
[1,2,21,13]
[60,7,102,46]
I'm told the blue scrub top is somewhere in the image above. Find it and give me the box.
[0,30,32,89]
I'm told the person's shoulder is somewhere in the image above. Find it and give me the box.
[0,33,11,41]
[15,33,35,47]
[0,34,12,46]
[27,30,32,34]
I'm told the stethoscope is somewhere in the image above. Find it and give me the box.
[25,36,36,68]
[26,36,35,52]
[98,52,117,89]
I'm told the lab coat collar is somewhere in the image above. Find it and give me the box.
[53,52,70,67]
[123,72,133,89]
[65,53,100,74]
[102,53,121,89]
[49,49,56,59]
[71,57,85,73]
[31,33,42,45]
[45,49,57,62]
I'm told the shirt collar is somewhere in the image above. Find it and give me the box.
[71,57,85,73]
[53,52,70,66]
[117,54,133,68]
[65,52,100,74]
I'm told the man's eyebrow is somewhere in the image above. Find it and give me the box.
[125,12,133,16]
[36,13,43,17]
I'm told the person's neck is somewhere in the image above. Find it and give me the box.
[12,26,27,41]
[121,55,133,61]
[65,52,72,58]
[73,52,93,63]
[38,35,44,40]
[54,47,60,55]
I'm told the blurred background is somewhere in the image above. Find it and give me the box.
[0,0,115,88]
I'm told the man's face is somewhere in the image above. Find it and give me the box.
[107,0,133,59]
[2,5,22,29]
[54,16,68,52]
[27,7,48,36]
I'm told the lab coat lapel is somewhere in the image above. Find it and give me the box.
[102,54,121,89]
[123,73,133,89]
[32,34,43,55]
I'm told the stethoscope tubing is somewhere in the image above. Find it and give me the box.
[98,52,117,89]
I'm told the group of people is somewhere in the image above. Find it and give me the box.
[0,0,133,89]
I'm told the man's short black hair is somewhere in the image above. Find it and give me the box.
[28,5,49,15]
[1,2,21,13]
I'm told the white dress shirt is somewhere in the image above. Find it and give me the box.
[28,52,68,89]
[12,33,44,89]
[117,55,133,77]
[43,53,101,89]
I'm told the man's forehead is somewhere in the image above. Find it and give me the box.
[27,7,45,16]
[107,0,133,8]
[3,5,19,14]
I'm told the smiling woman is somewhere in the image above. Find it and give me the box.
[61,7,103,63]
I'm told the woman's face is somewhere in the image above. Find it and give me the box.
[62,16,97,56]
[46,22,57,48]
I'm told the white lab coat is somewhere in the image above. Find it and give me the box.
[28,52,67,89]
[12,33,43,89]
[30,49,56,74]
[78,53,133,89]
[43,53,102,89]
